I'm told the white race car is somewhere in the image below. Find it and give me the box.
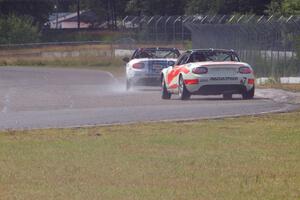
[161,49,255,100]
[123,47,180,90]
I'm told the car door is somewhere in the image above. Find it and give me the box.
[166,53,190,89]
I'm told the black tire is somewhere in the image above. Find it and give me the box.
[161,77,171,100]
[126,79,132,91]
[223,93,232,100]
[242,86,255,100]
[178,75,191,100]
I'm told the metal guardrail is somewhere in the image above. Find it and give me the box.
[0,40,111,49]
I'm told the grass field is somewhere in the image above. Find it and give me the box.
[0,42,186,67]
[0,56,121,66]
[0,112,300,200]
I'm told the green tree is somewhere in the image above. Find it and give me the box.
[126,0,186,15]
[265,0,283,15]
[77,0,129,29]
[186,0,271,15]
[266,0,300,15]
[0,15,39,44]
[126,0,143,15]
[282,0,300,15]
[185,0,217,14]
[0,0,54,26]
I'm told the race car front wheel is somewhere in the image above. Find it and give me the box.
[161,77,171,100]
[178,75,191,100]
[242,86,255,100]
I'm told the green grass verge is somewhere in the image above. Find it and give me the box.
[0,56,123,67]
[0,56,125,78]
[258,83,300,93]
[1,112,300,199]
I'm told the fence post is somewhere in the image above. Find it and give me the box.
[110,42,114,59]
[147,17,154,43]
[165,17,171,42]
[181,16,184,44]
[173,16,181,43]
[155,16,163,43]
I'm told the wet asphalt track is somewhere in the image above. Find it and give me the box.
[0,67,298,130]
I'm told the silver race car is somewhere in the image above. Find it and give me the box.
[123,47,180,90]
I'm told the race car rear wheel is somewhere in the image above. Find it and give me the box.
[178,75,191,100]
[242,86,255,100]
[161,77,171,100]
[126,79,132,91]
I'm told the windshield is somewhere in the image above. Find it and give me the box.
[190,51,240,62]
[134,49,180,59]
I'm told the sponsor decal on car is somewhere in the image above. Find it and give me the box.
[210,77,238,81]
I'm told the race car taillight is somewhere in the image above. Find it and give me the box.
[248,79,255,85]
[239,66,252,74]
[184,79,199,85]
[192,67,208,74]
[132,63,145,69]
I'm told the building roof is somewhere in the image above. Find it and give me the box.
[48,10,97,23]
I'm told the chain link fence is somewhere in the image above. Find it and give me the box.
[185,15,300,78]
[122,15,300,78]
[121,16,191,44]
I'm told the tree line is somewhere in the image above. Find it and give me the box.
[0,0,299,44]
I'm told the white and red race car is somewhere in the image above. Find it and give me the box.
[161,49,255,100]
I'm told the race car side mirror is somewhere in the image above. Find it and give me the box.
[123,57,130,63]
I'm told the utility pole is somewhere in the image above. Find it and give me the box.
[107,0,111,29]
[107,0,116,30]
[77,0,80,29]
[112,0,117,29]
[54,4,58,29]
